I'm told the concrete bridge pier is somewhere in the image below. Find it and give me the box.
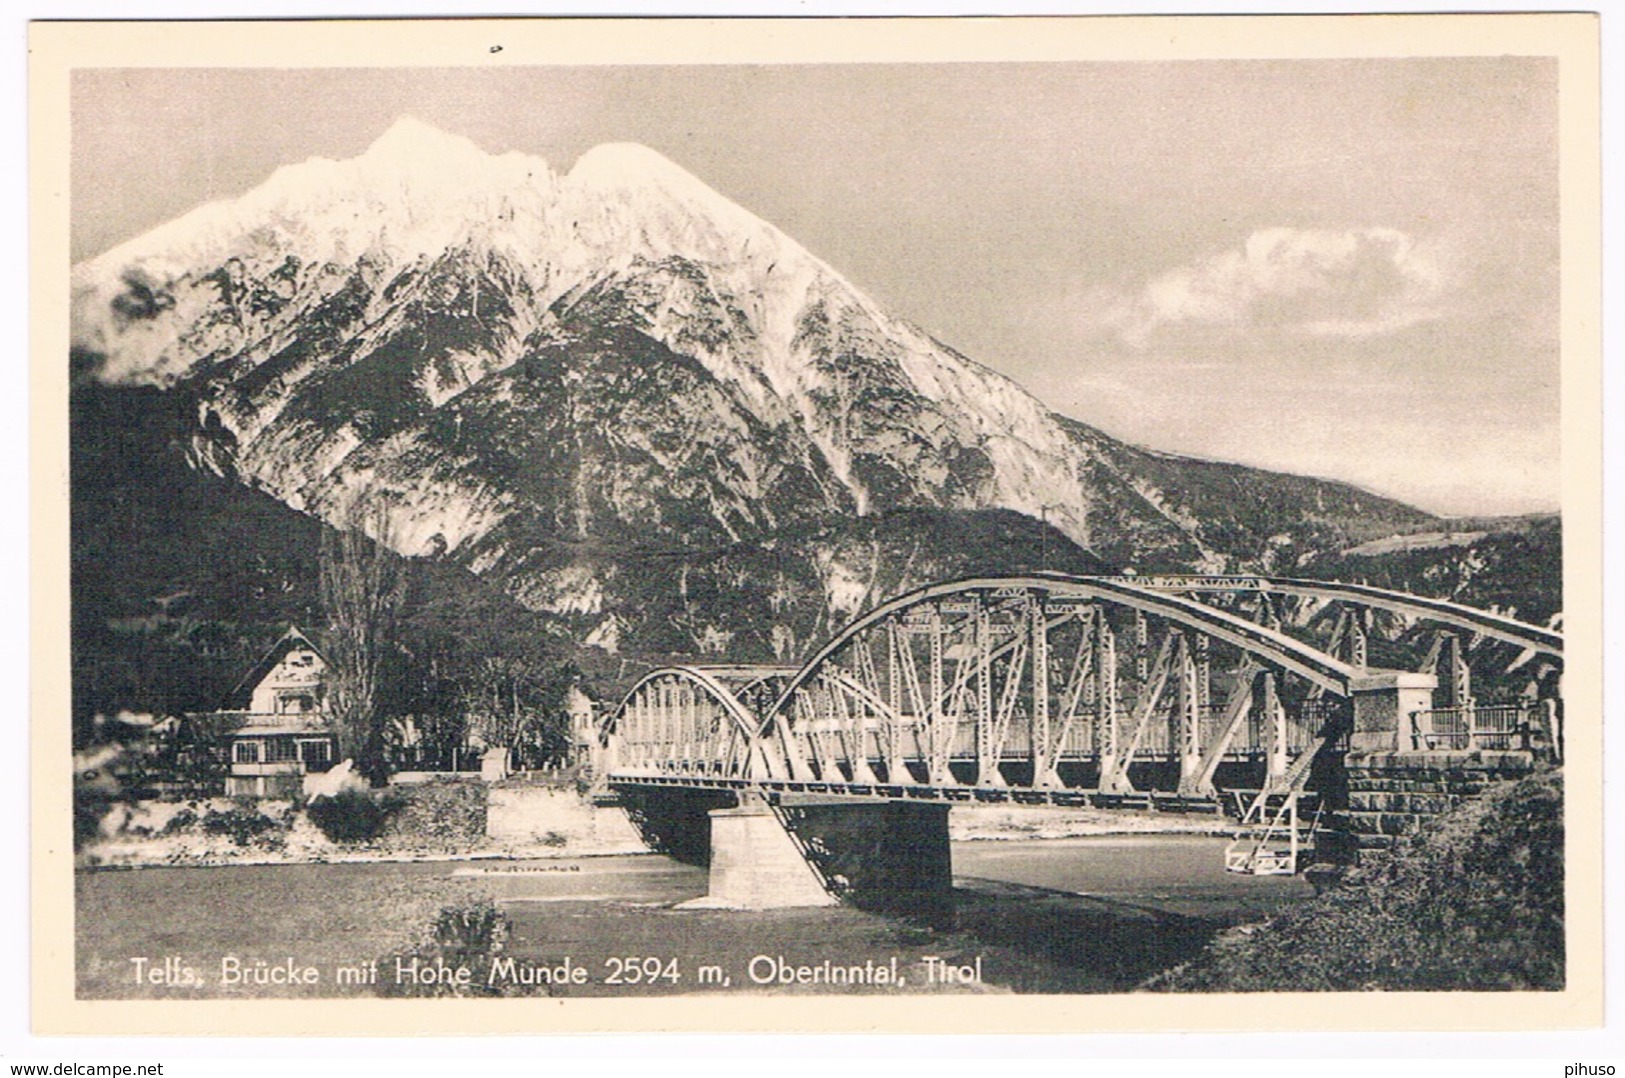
[690,791,836,910]
[689,791,954,918]
[1348,670,1438,753]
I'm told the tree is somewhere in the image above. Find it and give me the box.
[460,656,578,771]
[319,503,408,783]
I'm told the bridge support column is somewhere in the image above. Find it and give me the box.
[1339,667,1540,856]
[688,792,837,910]
[1349,670,1438,753]
[685,793,955,916]
[776,795,954,917]
[1344,751,1534,852]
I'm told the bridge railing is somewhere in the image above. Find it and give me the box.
[1409,705,1536,752]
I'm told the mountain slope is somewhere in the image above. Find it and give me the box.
[71,117,1439,637]
[70,382,1108,729]
[1300,514,1562,627]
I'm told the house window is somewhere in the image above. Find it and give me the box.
[289,651,314,668]
[265,739,299,763]
[279,693,315,714]
[233,741,261,765]
[299,740,331,767]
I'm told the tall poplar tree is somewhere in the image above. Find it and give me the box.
[318,503,407,783]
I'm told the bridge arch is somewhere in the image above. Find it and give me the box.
[1118,574,1563,658]
[601,665,774,780]
[770,573,1358,711]
[757,573,1361,794]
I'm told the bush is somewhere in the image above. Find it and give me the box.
[307,788,394,843]
[161,807,199,835]
[379,901,512,998]
[73,795,108,851]
[200,804,282,847]
[373,780,486,850]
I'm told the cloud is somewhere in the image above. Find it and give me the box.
[1079,227,1446,347]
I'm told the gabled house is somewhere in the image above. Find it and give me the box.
[209,626,340,797]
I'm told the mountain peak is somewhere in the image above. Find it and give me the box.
[68,115,1440,599]
[570,142,690,184]
[563,140,790,265]
[361,116,488,167]
[567,141,744,215]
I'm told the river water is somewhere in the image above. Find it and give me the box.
[77,835,1315,997]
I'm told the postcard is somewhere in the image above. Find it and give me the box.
[29,12,1602,1034]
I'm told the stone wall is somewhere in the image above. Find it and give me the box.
[1344,750,1535,850]
[485,783,645,856]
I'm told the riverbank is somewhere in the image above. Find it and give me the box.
[78,785,1232,870]
[948,804,1227,842]
[1147,769,1564,992]
[75,860,487,998]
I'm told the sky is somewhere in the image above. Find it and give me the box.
[71,60,1560,518]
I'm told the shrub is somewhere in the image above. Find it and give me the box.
[307,787,393,843]
[374,781,486,850]
[161,807,199,836]
[432,901,506,958]
[200,805,281,847]
[379,901,512,998]
[73,795,108,851]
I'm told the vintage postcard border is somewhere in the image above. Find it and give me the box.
[29,12,1603,1036]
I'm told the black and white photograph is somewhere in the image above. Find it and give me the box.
[32,12,1601,1034]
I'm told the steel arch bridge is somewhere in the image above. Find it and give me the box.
[597,572,1562,806]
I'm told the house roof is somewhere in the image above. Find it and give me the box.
[221,626,326,711]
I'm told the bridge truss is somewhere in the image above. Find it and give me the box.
[609,665,798,780]
[1118,575,1564,756]
[746,575,1365,800]
[602,570,1569,806]
[595,573,1562,885]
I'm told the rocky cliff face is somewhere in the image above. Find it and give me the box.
[72,118,1434,652]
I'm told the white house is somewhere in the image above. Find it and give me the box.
[210,627,339,797]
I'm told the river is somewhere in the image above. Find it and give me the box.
[76,835,1314,997]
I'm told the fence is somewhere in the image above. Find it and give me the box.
[1409,705,1535,752]
[385,745,482,773]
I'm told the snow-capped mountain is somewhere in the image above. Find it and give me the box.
[71,117,1432,644]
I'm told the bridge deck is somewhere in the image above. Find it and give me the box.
[605,773,1224,813]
